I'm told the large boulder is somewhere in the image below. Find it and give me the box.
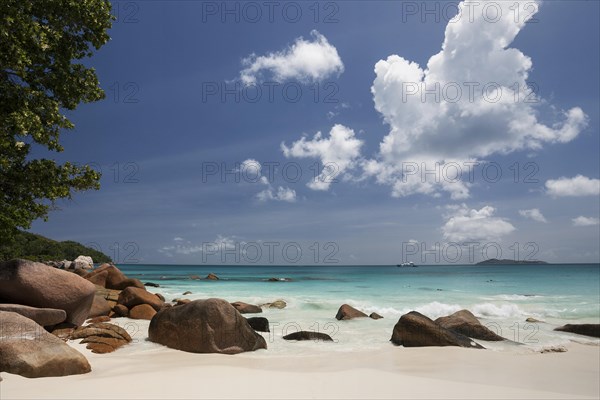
[0,304,66,327]
[435,310,505,341]
[335,304,368,320]
[117,287,164,311]
[88,295,112,318]
[0,259,96,326]
[391,311,484,348]
[148,298,267,354]
[231,301,262,314]
[0,311,91,377]
[555,324,600,338]
[73,255,94,270]
[84,264,144,290]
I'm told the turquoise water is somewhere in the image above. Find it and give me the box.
[118,264,600,355]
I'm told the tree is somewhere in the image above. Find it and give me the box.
[0,0,113,247]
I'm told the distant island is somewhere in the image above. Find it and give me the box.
[476,258,549,265]
[0,230,112,263]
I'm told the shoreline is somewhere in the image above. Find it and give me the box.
[2,339,598,399]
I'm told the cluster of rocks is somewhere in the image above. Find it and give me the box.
[45,255,94,271]
[189,273,219,280]
[3,257,600,380]
[335,304,383,320]
[83,263,167,320]
[0,259,99,377]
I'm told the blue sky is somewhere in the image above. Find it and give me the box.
[31,0,599,265]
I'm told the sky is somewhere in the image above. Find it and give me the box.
[30,0,600,265]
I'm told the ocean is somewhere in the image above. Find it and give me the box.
[117,263,600,355]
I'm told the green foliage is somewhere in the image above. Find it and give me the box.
[0,230,111,263]
[0,0,113,245]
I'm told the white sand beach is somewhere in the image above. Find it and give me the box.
[2,322,598,400]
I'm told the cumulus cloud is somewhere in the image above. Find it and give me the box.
[519,208,547,223]
[545,175,600,197]
[257,186,297,202]
[239,30,344,85]
[239,159,297,202]
[281,124,363,191]
[159,235,241,257]
[572,216,600,227]
[365,0,587,199]
[442,205,515,242]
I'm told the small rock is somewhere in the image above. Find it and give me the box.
[129,304,157,320]
[369,312,383,320]
[335,304,368,320]
[73,255,94,270]
[182,291,192,295]
[260,300,287,309]
[206,273,219,280]
[540,346,567,353]
[283,331,333,341]
[117,286,164,311]
[526,317,542,323]
[144,282,160,287]
[231,301,262,314]
[173,298,191,306]
[50,322,77,341]
[189,275,201,280]
[112,304,129,317]
[554,324,600,338]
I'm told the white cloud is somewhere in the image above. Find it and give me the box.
[239,158,297,202]
[159,235,241,256]
[442,205,515,242]
[572,216,600,227]
[366,0,587,199]
[257,186,297,202]
[281,124,363,191]
[240,30,344,85]
[519,208,547,223]
[545,175,600,197]
[173,237,184,242]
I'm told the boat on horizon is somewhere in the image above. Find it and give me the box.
[396,262,418,267]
